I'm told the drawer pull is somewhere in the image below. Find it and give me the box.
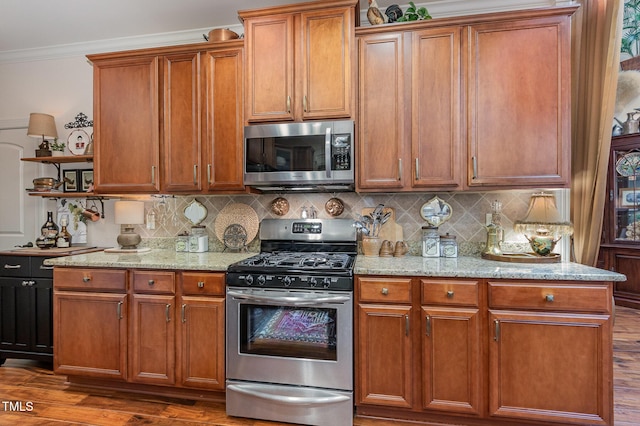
[82,276,91,283]
[4,264,22,269]
[494,320,500,342]
[545,294,554,303]
[405,314,410,336]
[148,279,155,286]
[197,281,205,288]
[117,301,123,319]
[165,304,171,322]
[446,290,454,298]
[181,304,187,323]
[21,280,35,287]
[381,287,389,295]
[426,315,431,337]
[39,265,54,270]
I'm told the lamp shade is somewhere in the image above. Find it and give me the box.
[27,113,58,139]
[514,192,573,233]
[114,201,145,225]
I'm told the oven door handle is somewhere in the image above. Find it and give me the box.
[227,290,350,305]
[227,382,350,406]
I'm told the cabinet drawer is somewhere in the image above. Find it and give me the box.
[357,277,412,303]
[181,272,225,296]
[488,281,611,312]
[133,270,175,294]
[0,256,30,277]
[31,257,54,278]
[54,268,126,292]
[421,279,479,307]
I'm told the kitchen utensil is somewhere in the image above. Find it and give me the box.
[204,28,240,42]
[33,177,65,191]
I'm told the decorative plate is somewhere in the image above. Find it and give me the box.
[67,129,90,155]
[270,197,289,216]
[214,203,259,245]
[183,199,208,226]
[420,196,453,227]
[223,224,248,251]
[616,152,640,177]
[325,197,345,217]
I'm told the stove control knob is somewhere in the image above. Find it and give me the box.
[309,277,318,287]
[257,275,266,286]
[322,277,331,288]
[283,276,292,287]
[244,275,254,285]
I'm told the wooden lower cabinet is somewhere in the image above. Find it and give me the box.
[355,275,614,426]
[53,268,226,396]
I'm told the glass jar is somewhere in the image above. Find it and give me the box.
[440,233,458,258]
[422,226,440,257]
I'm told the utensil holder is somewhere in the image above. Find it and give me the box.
[362,237,382,257]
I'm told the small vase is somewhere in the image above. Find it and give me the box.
[52,150,64,157]
[362,236,382,257]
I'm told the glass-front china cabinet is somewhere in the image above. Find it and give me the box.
[600,134,640,308]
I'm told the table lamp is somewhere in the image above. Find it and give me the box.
[514,192,573,256]
[27,113,58,157]
[114,201,145,250]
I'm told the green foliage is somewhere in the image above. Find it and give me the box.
[50,139,65,151]
[623,0,640,57]
[397,1,432,22]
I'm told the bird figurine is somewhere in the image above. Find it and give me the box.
[367,0,386,25]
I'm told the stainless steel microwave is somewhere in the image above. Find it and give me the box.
[243,120,354,192]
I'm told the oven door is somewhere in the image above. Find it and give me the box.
[226,286,353,391]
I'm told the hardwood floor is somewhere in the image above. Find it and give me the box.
[1,306,639,426]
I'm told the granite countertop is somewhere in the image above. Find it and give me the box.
[44,250,627,282]
[44,250,255,271]
[355,255,627,282]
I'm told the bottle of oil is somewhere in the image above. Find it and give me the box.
[56,215,72,248]
[36,211,58,249]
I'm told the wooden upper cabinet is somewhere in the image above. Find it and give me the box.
[357,33,406,190]
[241,0,357,122]
[201,47,245,191]
[92,55,160,193]
[162,52,202,193]
[466,13,572,188]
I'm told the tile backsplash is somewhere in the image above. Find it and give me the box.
[133,190,563,256]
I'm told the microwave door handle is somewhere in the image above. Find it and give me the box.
[325,127,332,178]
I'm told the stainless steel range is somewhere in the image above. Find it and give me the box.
[225,218,356,426]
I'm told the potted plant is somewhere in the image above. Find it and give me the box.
[50,139,66,156]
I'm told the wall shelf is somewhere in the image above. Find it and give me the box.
[21,155,93,183]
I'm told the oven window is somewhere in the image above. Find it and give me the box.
[239,304,338,361]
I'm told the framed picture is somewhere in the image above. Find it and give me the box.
[79,169,94,192]
[620,189,640,207]
[63,170,79,192]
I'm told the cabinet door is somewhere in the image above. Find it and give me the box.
[244,14,295,122]
[607,248,640,309]
[301,7,353,120]
[0,278,32,355]
[93,56,161,193]
[130,294,176,385]
[54,292,127,379]
[466,15,571,188]
[421,306,480,415]
[489,311,612,425]
[357,33,407,190]
[178,295,225,390]
[412,27,462,189]
[162,52,202,192]
[357,303,413,408]
[202,47,245,191]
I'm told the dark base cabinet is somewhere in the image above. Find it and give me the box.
[0,256,54,365]
[601,246,640,309]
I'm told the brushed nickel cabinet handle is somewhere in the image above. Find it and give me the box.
[117,301,123,319]
[494,319,500,342]
[426,315,431,337]
[197,281,205,288]
[381,287,389,295]
[447,290,454,298]
[415,158,420,180]
[151,165,156,185]
[303,95,308,112]
[472,156,478,179]
[181,304,187,323]
[148,279,155,286]
[207,164,212,184]
[4,264,21,269]
[286,96,291,113]
[398,158,402,181]
[82,275,91,283]
[545,294,554,302]
[193,165,198,185]
[165,304,171,322]
[405,315,410,336]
